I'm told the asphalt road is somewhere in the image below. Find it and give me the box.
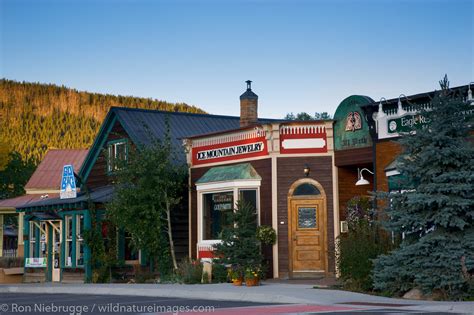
[0,293,462,315]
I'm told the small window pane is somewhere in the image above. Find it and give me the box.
[298,207,317,228]
[293,183,320,196]
[203,192,233,240]
[239,189,258,227]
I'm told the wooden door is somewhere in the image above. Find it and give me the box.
[289,198,326,273]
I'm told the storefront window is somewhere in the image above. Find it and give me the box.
[76,214,84,266]
[202,191,233,240]
[39,222,47,258]
[65,215,73,267]
[239,189,258,227]
[29,222,37,258]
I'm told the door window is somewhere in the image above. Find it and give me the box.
[298,207,317,229]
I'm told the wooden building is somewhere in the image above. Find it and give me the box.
[16,107,259,283]
[185,82,338,279]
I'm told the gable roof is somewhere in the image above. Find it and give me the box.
[25,149,88,191]
[79,107,279,185]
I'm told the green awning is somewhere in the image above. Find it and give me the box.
[196,163,261,184]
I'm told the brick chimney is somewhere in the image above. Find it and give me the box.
[240,80,258,127]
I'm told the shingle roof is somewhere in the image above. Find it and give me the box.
[25,149,89,190]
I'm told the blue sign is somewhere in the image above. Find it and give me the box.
[60,165,77,199]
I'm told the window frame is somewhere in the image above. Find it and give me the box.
[196,180,261,246]
[106,139,129,173]
[64,215,73,267]
[75,214,84,266]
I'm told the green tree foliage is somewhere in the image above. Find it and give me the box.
[372,77,474,299]
[106,128,187,276]
[284,111,332,120]
[0,151,35,199]
[336,196,394,292]
[0,79,206,164]
[214,200,263,269]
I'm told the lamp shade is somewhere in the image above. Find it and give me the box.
[355,176,370,186]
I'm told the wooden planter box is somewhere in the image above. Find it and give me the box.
[0,267,24,283]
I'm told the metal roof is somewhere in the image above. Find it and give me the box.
[111,107,281,162]
[17,186,114,211]
[196,163,261,184]
[25,149,89,190]
[0,194,59,209]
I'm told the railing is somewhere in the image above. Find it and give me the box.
[2,249,17,257]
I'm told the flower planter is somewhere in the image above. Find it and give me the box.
[0,267,24,284]
[232,278,243,286]
[245,277,259,287]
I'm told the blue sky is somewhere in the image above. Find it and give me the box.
[1,0,472,118]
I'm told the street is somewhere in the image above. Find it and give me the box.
[0,293,465,315]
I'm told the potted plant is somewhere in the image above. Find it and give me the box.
[229,265,243,286]
[244,265,261,287]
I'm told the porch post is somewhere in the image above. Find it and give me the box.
[0,214,3,257]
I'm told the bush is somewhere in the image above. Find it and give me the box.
[336,196,394,292]
[0,257,23,268]
[176,258,203,284]
[212,263,229,283]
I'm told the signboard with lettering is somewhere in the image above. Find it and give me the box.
[25,258,47,268]
[333,95,373,151]
[192,130,268,166]
[212,193,233,211]
[387,114,430,134]
[60,165,77,199]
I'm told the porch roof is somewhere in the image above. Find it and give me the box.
[16,186,114,212]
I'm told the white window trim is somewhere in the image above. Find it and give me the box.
[196,179,261,251]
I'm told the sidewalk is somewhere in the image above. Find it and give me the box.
[1,282,473,314]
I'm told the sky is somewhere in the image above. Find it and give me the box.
[1,0,473,119]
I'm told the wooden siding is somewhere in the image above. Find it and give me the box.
[334,146,372,166]
[277,156,334,278]
[190,158,273,276]
[375,140,402,193]
[86,120,131,189]
[337,165,373,220]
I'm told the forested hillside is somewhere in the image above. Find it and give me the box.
[0,79,205,163]
[0,79,206,199]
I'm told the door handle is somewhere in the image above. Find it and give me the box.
[293,236,297,241]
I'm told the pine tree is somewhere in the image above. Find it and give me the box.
[372,76,474,299]
[214,201,263,269]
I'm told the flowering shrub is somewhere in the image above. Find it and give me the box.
[345,196,374,230]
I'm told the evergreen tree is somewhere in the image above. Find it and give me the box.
[214,200,263,269]
[372,76,474,299]
[0,151,35,199]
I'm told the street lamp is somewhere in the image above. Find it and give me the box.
[356,168,374,186]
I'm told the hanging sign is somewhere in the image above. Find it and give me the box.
[60,165,77,199]
[388,114,430,134]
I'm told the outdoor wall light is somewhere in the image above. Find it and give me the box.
[356,168,374,186]
[304,164,310,177]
